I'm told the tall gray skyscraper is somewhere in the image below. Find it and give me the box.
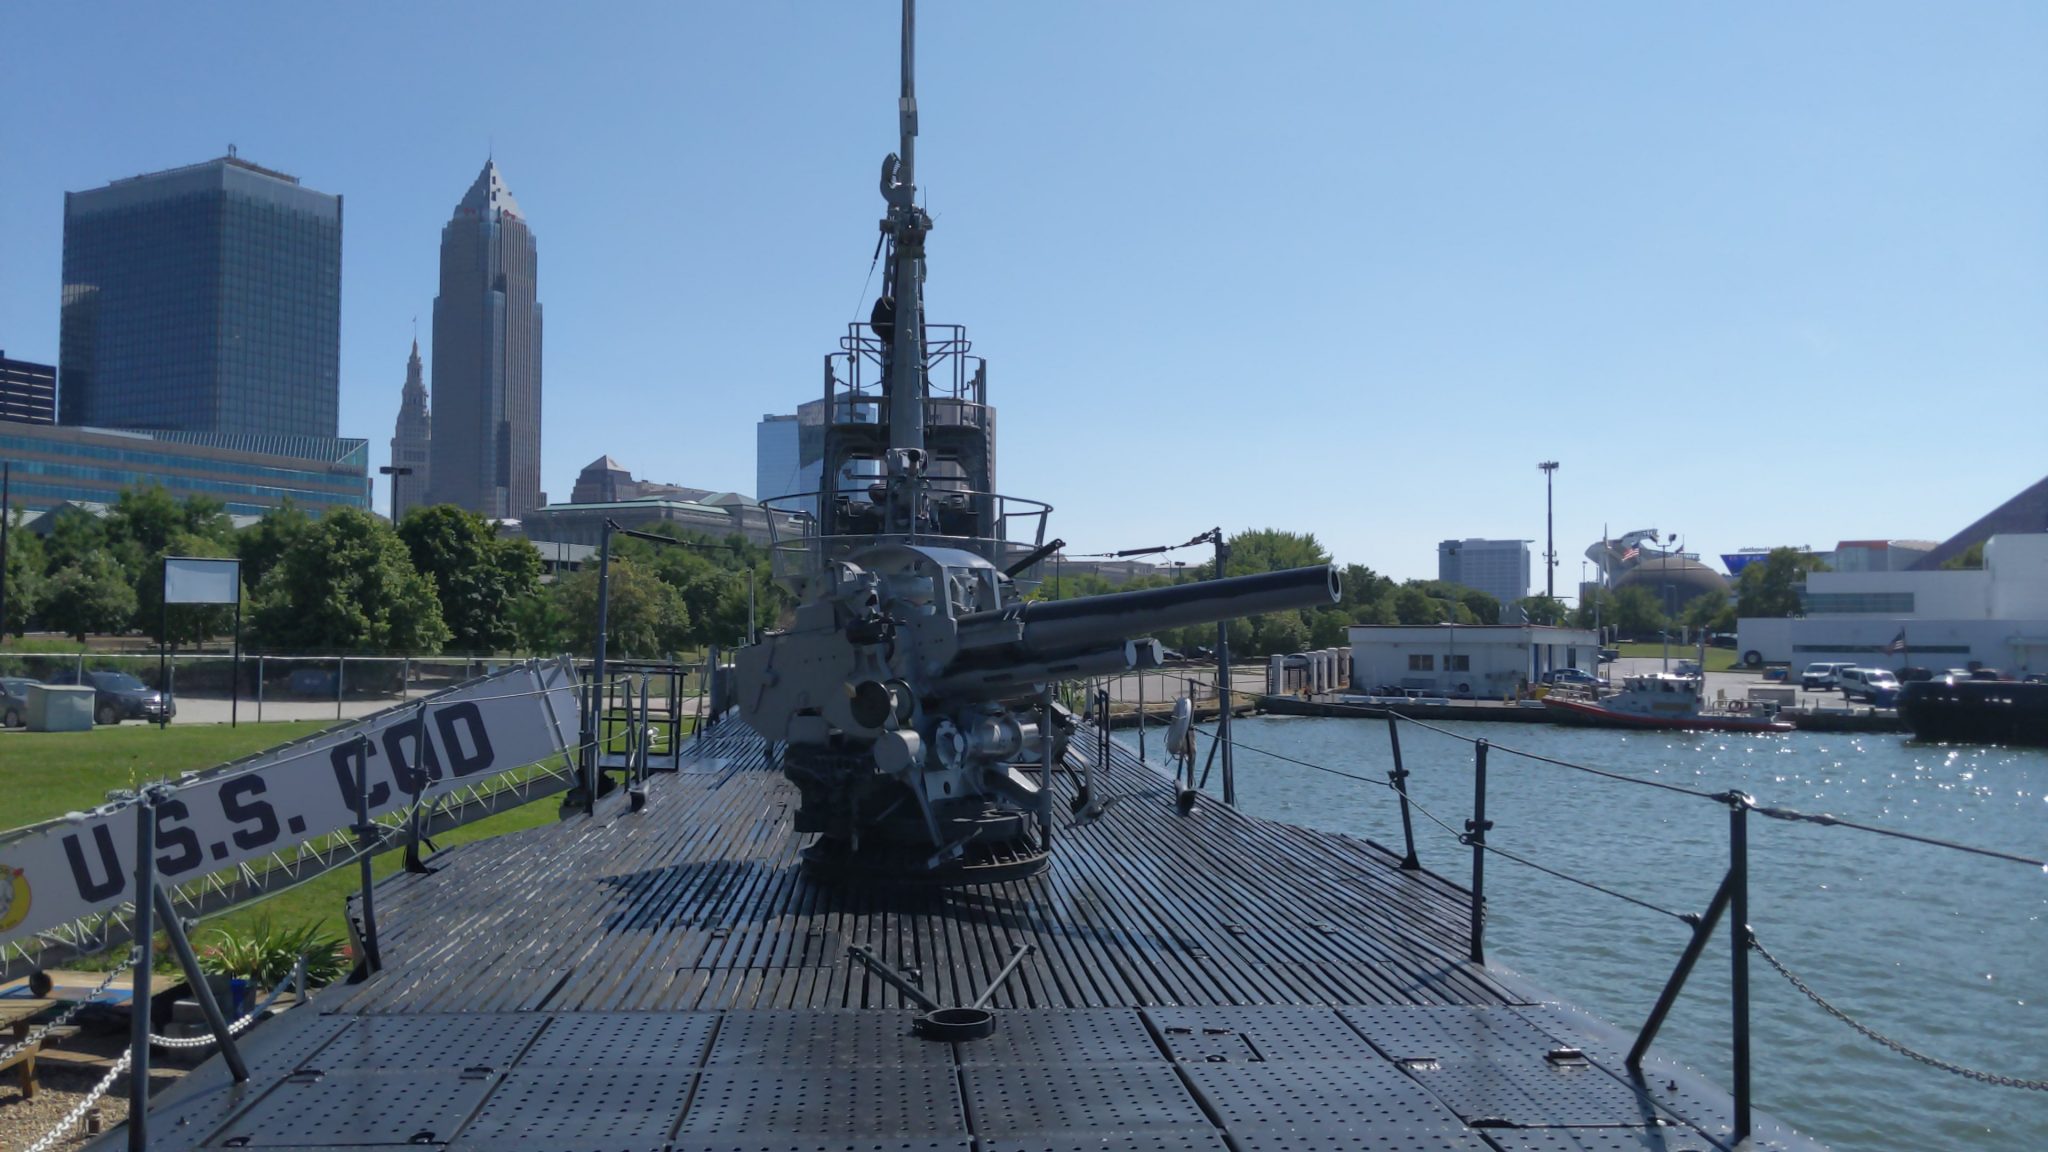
[389,337,431,518]
[59,154,342,437]
[428,160,542,519]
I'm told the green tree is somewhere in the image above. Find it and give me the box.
[551,557,689,658]
[1393,585,1447,624]
[1517,595,1569,626]
[42,505,109,574]
[1608,586,1667,636]
[1940,541,1985,570]
[1734,546,1828,619]
[398,505,542,653]
[251,508,449,653]
[237,499,313,591]
[2,511,46,637]
[43,553,139,641]
[1679,591,1735,634]
[509,590,574,653]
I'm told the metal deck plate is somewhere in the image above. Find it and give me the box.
[210,1069,498,1147]
[1481,1129,1719,1151]
[139,1014,358,1152]
[955,1008,1163,1066]
[1144,1005,1382,1064]
[520,1011,718,1069]
[707,1011,952,1066]
[679,1066,966,1135]
[1340,1005,1566,1063]
[974,1129,1230,1151]
[454,1066,695,1148]
[959,1065,1209,1133]
[1227,1129,1498,1151]
[1403,1055,1667,1129]
[307,1012,545,1072]
[667,1131,970,1139]
[1180,1062,1463,1133]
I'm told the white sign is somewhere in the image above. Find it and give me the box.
[0,659,581,950]
[164,556,241,606]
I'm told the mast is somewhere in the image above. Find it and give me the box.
[879,0,933,530]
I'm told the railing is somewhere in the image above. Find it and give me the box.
[757,489,1052,589]
[1187,688,2048,1144]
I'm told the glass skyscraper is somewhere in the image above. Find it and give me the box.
[58,154,342,438]
[428,160,543,519]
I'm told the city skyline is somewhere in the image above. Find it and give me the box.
[2,3,2044,582]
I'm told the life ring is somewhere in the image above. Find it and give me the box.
[1728,699,1748,713]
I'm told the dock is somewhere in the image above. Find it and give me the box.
[105,723,1820,1151]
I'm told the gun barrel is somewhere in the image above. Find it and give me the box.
[958,564,1339,659]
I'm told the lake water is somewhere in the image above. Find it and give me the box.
[1167,715,2047,1152]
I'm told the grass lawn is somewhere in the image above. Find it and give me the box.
[0,718,612,952]
[1613,643,1744,672]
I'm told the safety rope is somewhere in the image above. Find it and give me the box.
[149,1007,259,1050]
[0,965,122,1067]
[1750,932,2048,1091]
[1216,728,1692,923]
[21,1049,130,1152]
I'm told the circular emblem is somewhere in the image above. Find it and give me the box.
[0,865,29,933]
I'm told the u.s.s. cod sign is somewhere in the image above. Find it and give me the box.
[0,658,581,952]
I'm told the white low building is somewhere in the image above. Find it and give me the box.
[1736,533,2048,674]
[1348,624,1600,699]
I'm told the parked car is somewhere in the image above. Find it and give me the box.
[1674,659,1702,677]
[0,677,37,728]
[49,669,174,725]
[1799,662,1856,691]
[1595,648,1620,664]
[1542,668,1608,690]
[1838,667,1901,705]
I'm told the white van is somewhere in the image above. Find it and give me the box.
[1799,662,1855,691]
[1838,667,1901,704]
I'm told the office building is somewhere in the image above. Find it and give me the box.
[756,413,806,502]
[0,421,368,517]
[389,338,432,519]
[1436,538,1532,607]
[0,352,57,425]
[429,160,543,519]
[568,456,696,505]
[58,153,341,437]
[1350,624,1601,698]
[1738,533,2048,673]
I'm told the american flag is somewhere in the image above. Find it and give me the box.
[1620,546,1640,562]
[1885,629,1908,655]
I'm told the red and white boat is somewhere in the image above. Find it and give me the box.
[1543,672,1792,734]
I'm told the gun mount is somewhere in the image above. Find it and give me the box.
[736,541,1337,883]
[734,0,1338,883]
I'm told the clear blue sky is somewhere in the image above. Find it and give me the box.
[4,2,2044,589]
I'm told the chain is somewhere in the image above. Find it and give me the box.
[0,964,124,1066]
[22,1049,131,1152]
[149,1007,258,1050]
[1751,932,2048,1091]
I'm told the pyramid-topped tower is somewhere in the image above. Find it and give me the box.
[429,158,543,519]
[388,337,431,519]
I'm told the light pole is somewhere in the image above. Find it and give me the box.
[1537,461,1559,600]
[378,464,415,524]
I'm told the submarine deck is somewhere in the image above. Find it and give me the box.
[117,723,1816,1151]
